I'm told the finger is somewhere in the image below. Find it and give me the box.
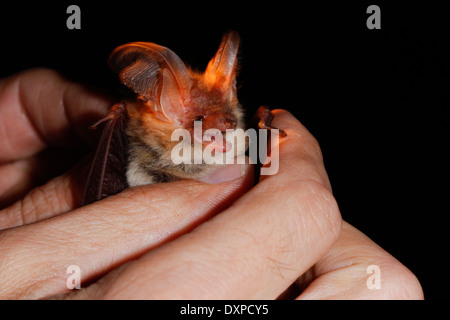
[0,156,90,229]
[0,68,114,164]
[0,148,250,228]
[0,164,253,299]
[0,148,83,209]
[78,110,342,299]
[295,221,423,300]
[268,109,332,191]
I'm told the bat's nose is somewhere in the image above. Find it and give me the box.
[215,114,237,131]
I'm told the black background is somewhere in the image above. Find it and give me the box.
[0,1,448,299]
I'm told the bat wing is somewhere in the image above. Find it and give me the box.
[82,103,129,205]
[250,106,287,183]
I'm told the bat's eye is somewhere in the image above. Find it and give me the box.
[194,115,206,122]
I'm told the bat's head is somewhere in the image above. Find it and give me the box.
[108,32,245,158]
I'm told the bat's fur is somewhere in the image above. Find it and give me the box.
[124,76,245,186]
[83,32,247,205]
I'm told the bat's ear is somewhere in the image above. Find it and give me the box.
[108,42,192,121]
[204,31,240,96]
[158,68,188,121]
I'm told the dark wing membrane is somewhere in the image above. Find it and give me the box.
[82,106,129,205]
[249,106,287,184]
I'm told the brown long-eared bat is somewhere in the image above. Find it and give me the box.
[82,32,286,205]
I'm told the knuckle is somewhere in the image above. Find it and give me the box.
[257,179,342,287]
[288,179,342,246]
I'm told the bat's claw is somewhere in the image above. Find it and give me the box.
[89,102,126,130]
[257,106,287,137]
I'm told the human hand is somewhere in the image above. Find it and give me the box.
[0,69,423,299]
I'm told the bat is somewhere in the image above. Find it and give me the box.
[82,32,286,205]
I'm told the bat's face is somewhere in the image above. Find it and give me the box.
[181,75,245,153]
[124,71,246,168]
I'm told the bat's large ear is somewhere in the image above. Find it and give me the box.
[204,31,240,96]
[108,42,192,121]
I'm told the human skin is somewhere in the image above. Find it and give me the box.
[0,69,423,299]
